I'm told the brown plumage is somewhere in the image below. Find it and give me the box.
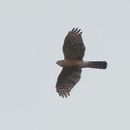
[63,28,85,60]
[56,28,107,98]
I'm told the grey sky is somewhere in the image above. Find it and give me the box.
[0,0,130,130]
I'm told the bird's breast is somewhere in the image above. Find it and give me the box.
[63,60,83,67]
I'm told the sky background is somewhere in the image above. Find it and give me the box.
[0,0,130,130]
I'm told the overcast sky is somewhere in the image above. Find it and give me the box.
[0,0,130,130]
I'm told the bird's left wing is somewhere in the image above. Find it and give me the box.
[63,28,86,60]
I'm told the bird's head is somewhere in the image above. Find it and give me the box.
[56,60,64,67]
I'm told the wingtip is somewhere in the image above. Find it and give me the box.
[56,88,70,98]
[70,28,82,34]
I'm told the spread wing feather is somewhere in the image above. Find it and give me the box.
[56,67,82,98]
[63,28,86,60]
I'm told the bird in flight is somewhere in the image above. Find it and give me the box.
[56,28,107,98]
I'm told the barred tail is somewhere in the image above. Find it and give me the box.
[81,61,107,69]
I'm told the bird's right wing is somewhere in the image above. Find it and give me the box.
[56,67,82,98]
[63,28,86,60]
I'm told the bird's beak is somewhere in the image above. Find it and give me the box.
[56,61,58,65]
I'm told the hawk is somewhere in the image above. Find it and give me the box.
[56,28,107,98]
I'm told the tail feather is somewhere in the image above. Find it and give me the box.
[82,61,107,69]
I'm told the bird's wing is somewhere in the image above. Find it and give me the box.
[56,67,81,98]
[63,28,86,60]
